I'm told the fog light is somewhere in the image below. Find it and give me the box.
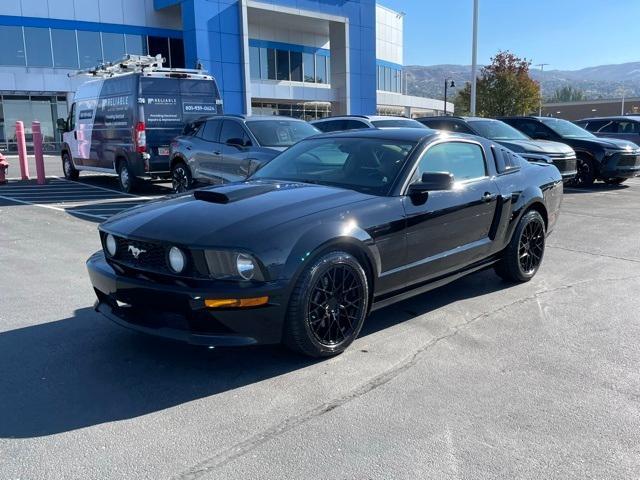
[236,253,256,280]
[168,246,186,273]
[105,234,117,257]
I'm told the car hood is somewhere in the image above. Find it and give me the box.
[564,136,639,151]
[100,181,374,247]
[496,139,574,155]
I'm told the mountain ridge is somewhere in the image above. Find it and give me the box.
[405,61,640,102]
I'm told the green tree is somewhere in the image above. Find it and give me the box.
[454,51,541,116]
[550,85,586,102]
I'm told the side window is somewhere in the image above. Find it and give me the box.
[315,120,344,133]
[451,121,475,134]
[220,120,251,146]
[342,120,368,130]
[200,119,222,142]
[68,103,76,131]
[598,121,617,133]
[415,141,487,183]
[581,119,606,132]
[616,121,639,134]
[492,146,521,174]
[515,120,547,138]
[184,120,204,137]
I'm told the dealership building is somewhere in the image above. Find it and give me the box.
[0,0,450,152]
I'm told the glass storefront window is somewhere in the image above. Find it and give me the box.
[0,26,26,66]
[24,27,52,67]
[303,52,314,83]
[266,49,276,80]
[249,46,260,80]
[125,34,147,56]
[78,30,103,69]
[276,49,289,81]
[315,55,327,84]
[290,51,302,82]
[102,32,125,63]
[169,38,185,68]
[51,29,78,69]
[31,97,55,142]
[3,97,33,143]
[148,36,170,67]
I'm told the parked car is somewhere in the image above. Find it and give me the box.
[499,116,640,186]
[87,128,563,357]
[59,55,223,192]
[311,115,428,132]
[575,116,640,146]
[169,115,320,192]
[416,116,577,181]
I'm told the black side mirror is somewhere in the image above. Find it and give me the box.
[56,118,67,132]
[408,172,454,203]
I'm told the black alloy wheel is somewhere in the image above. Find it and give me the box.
[495,210,546,283]
[171,161,193,193]
[518,218,545,275]
[572,157,595,187]
[284,251,369,357]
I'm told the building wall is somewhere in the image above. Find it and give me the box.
[543,98,640,121]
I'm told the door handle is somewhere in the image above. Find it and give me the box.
[482,192,497,202]
[213,151,220,155]
[74,131,77,140]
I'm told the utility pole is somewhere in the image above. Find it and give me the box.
[536,63,549,116]
[470,0,479,115]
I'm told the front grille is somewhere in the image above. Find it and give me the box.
[112,236,171,274]
[617,153,640,167]
[550,156,577,174]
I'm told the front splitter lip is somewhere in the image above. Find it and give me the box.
[95,301,259,347]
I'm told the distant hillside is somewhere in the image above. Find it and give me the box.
[405,62,640,102]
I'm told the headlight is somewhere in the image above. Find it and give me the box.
[105,234,117,257]
[204,250,265,281]
[168,246,186,273]
[236,253,256,280]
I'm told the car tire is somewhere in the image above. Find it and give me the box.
[283,251,369,357]
[603,177,627,185]
[62,151,79,180]
[495,210,546,283]
[171,161,193,193]
[117,159,136,193]
[572,156,595,187]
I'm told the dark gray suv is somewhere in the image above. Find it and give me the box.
[575,116,640,146]
[169,115,320,192]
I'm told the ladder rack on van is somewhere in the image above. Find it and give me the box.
[68,54,213,80]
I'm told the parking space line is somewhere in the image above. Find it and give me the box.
[0,194,109,221]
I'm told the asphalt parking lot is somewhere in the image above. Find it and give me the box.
[1,163,640,479]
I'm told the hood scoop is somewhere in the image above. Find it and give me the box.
[193,183,278,204]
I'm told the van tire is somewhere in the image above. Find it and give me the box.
[62,151,79,180]
[117,159,136,193]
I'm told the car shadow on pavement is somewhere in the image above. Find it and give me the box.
[0,270,508,439]
[564,183,630,194]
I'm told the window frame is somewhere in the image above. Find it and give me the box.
[219,119,251,146]
[401,139,490,194]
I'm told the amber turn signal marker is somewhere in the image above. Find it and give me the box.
[205,296,269,308]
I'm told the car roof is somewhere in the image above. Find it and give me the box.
[311,115,415,122]
[310,127,449,142]
[194,114,305,122]
[577,115,640,122]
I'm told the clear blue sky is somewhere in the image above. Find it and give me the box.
[379,0,640,71]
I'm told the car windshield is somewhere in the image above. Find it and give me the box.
[251,137,417,195]
[245,119,320,147]
[468,120,529,140]
[540,117,596,138]
[371,119,427,129]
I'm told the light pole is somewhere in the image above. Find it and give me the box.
[444,79,455,115]
[470,0,479,116]
[536,63,549,116]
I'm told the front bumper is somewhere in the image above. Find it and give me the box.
[87,252,288,347]
[600,152,640,178]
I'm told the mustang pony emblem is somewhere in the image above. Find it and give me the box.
[127,245,147,259]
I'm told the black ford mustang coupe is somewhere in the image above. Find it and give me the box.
[88,129,563,357]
